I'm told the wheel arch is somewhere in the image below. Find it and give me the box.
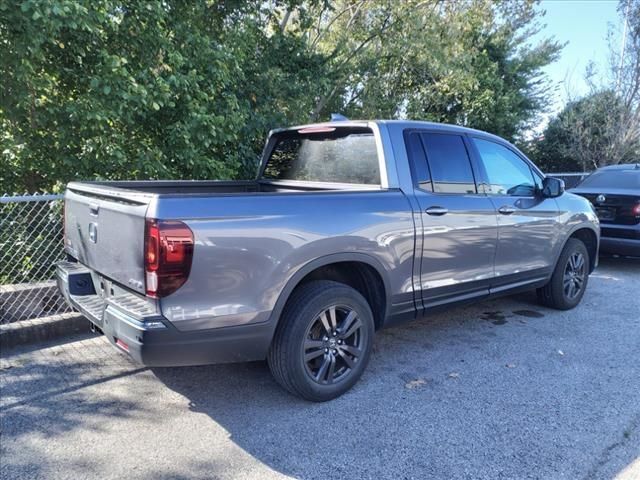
[268,253,392,333]
[561,225,599,273]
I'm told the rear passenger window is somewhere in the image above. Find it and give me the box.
[404,132,432,191]
[421,133,477,194]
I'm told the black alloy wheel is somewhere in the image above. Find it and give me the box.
[303,305,365,385]
[268,280,375,401]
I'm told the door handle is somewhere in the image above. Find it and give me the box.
[498,205,516,215]
[425,206,448,216]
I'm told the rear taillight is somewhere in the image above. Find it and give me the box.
[144,219,194,298]
[116,338,129,352]
[633,203,640,217]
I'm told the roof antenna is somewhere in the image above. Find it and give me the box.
[330,113,349,122]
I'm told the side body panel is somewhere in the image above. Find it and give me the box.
[384,121,599,315]
[384,123,499,309]
[552,192,601,264]
[486,195,562,284]
[414,193,498,305]
[464,136,563,283]
[151,190,416,331]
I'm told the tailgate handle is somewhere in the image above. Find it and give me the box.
[89,203,99,216]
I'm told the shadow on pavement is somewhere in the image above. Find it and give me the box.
[2,254,639,479]
[597,253,640,272]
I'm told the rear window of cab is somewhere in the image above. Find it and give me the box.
[262,127,380,185]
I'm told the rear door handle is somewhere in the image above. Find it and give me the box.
[498,205,516,215]
[425,206,448,216]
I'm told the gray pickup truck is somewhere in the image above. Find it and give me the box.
[57,120,599,401]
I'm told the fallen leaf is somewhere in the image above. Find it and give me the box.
[448,372,460,379]
[506,363,516,368]
[405,378,427,389]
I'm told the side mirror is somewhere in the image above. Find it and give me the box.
[541,176,565,198]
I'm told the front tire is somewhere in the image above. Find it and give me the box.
[267,280,375,402]
[537,238,590,310]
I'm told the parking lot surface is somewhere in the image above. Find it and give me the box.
[1,256,639,480]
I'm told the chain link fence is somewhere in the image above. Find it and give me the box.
[0,193,75,324]
[546,172,590,189]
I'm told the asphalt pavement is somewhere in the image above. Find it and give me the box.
[1,256,639,480]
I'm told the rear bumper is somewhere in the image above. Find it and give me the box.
[600,225,640,257]
[56,261,273,366]
[600,237,640,257]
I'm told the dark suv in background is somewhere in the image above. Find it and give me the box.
[571,164,640,257]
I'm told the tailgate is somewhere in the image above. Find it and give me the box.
[64,183,152,294]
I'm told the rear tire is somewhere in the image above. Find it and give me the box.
[267,280,375,402]
[537,238,590,310]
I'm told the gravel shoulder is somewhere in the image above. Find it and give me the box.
[1,256,639,480]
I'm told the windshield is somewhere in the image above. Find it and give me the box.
[579,169,640,189]
[262,127,380,185]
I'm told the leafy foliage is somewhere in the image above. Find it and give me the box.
[533,0,640,172]
[535,90,638,172]
[306,0,560,141]
[1,0,560,193]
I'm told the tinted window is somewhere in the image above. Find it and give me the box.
[474,138,536,196]
[421,133,476,194]
[404,132,432,191]
[262,128,380,185]
[579,170,640,189]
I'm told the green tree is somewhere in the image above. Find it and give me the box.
[533,0,640,172]
[535,90,639,172]
[1,0,561,193]
[0,0,321,191]
[300,0,561,141]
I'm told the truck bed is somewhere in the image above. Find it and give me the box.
[68,179,366,199]
[70,180,259,196]
[64,178,384,295]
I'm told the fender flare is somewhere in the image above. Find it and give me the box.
[554,223,600,273]
[267,252,393,329]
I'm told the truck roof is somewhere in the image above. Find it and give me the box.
[272,119,507,144]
